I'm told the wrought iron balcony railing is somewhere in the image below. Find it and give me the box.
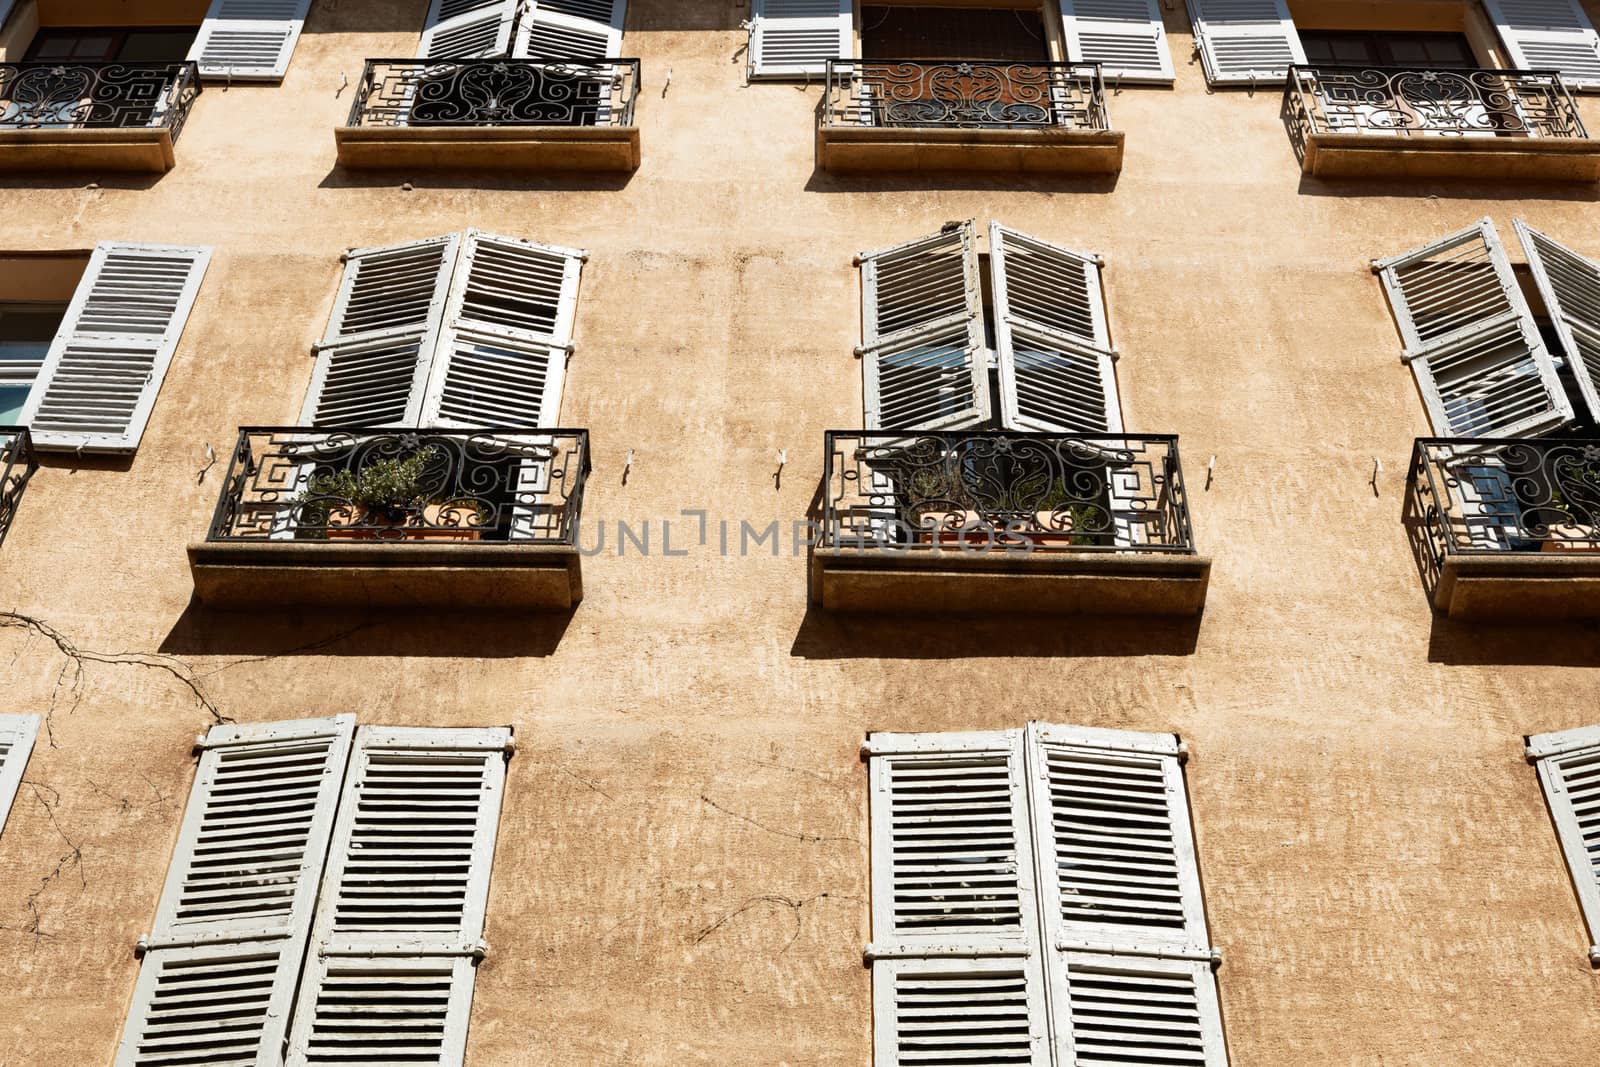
[821,431,1195,554]
[1408,437,1600,588]
[0,61,201,137]
[347,58,640,128]
[1285,65,1586,149]
[206,428,590,546]
[0,428,35,548]
[821,59,1110,132]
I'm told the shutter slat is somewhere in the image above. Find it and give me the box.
[515,0,627,59]
[860,223,989,431]
[1376,218,1572,438]
[749,0,851,80]
[873,959,1052,1067]
[419,0,517,58]
[1514,220,1600,426]
[1530,726,1600,957]
[0,713,39,839]
[1484,0,1600,90]
[1184,0,1304,86]
[1060,954,1227,1067]
[1060,0,1174,83]
[189,0,311,80]
[990,222,1121,434]
[21,243,210,454]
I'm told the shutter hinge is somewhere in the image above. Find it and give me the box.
[134,934,150,957]
[473,938,489,961]
[1091,254,1106,267]
[851,255,863,267]
[1399,348,1425,364]
[191,733,209,754]
[502,734,517,758]
[1589,945,1600,968]
[1108,347,1121,362]
[852,346,864,359]
[1369,259,1386,274]
[1175,739,1189,764]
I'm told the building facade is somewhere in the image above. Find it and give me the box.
[0,0,1599,1063]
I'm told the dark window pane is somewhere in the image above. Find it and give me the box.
[861,5,1049,62]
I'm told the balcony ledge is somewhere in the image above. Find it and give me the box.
[1434,552,1600,620]
[809,547,1209,615]
[0,127,175,172]
[1300,132,1600,182]
[334,124,639,172]
[816,125,1123,175]
[187,541,583,612]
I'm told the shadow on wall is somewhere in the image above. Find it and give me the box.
[1427,616,1600,667]
[804,168,1120,196]
[789,605,1202,659]
[160,598,575,658]
[317,167,636,192]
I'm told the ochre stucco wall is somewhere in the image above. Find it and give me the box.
[0,1,1599,1065]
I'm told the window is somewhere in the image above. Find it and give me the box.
[188,0,313,81]
[865,723,1227,1066]
[859,220,1121,434]
[0,714,39,839]
[1527,725,1600,964]
[1188,0,1600,88]
[115,717,512,1067]
[25,27,197,62]
[861,5,1049,61]
[3,243,211,454]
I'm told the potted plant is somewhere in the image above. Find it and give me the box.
[299,447,485,542]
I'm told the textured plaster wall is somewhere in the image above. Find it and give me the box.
[0,0,1598,1064]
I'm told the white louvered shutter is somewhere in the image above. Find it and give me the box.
[20,243,210,454]
[990,223,1121,434]
[301,235,459,428]
[419,0,517,59]
[1184,0,1304,86]
[420,230,582,428]
[749,0,852,80]
[1515,220,1600,425]
[1376,218,1571,438]
[860,223,989,431]
[1483,0,1600,91]
[1024,723,1227,1066]
[866,729,1050,1067]
[0,714,39,837]
[189,0,312,81]
[115,716,355,1067]
[1528,725,1600,960]
[1060,0,1174,84]
[515,0,627,59]
[286,726,511,1067]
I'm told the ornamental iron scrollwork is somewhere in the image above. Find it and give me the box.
[0,428,35,549]
[348,59,640,128]
[207,427,591,545]
[822,59,1109,131]
[821,431,1194,554]
[0,62,200,138]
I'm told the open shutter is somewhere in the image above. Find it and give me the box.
[20,243,210,454]
[859,223,989,431]
[189,0,312,81]
[0,714,39,838]
[1184,0,1304,86]
[420,230,582,429]
[1376,218,1571,438]
[300,234,458,428]
[1484,0,1600,91]
[749,0,851,80]
[286,726,510,1067]
[1025,723,1227,1066]
[515,0,627,59]
[1515,220,1600,425]
[1528,725,1600,961]
[1059,0,1175,84]
[419,0,517,59]
[865,729,1051,1067]
[115,716,354,1067]
[990,223,1121,434]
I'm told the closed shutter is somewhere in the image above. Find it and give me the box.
[1484,0,1600,91]
[1184,0,1304,86]
[859,223,989,431]
[116,716,355,1067]
[0,713,39,837]
[300,235,459,427]
[1515,220,1600,425]
[189,0,312,81]
[20,243,210,454]
[749,0,852,80]
[1528,725,1600,961]
[421,230,582,428]
[286,726,511,1067]
[418,0,517,59]
[865,729,1051,1067]
[1376,218,1571,438]
[515,0,628,59]
[990,223,1121,434]
[1059,0,1175,84]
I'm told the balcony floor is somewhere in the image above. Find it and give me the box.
[335,124,640,172]
[0,127,175,172]
[1301,131,1600,183]
[816,125,1123,175]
